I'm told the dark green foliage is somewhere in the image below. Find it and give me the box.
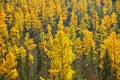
[86,46,97,71]
[101,49,113,80]
[16,56,27,80]
[0,75,7,80]
[24,53,34,80]
[73,59,83,80]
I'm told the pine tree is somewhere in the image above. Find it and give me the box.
[101,49,113,80]
[23,32,36,80]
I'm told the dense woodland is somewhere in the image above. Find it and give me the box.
[0,0,120,80]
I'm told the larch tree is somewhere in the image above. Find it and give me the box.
[105,31,120,80]
[45,16,75,80]
[101,49,113,80]
[23,32,36,80]
[0,0,120,80]
[82,29,95,53]
[69,10,77,41]
[0,6,18,80]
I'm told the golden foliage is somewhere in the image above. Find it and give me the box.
[105,32,120,79]
[83,29,95,53]
[47,27,75,80]
[0,0,120,80]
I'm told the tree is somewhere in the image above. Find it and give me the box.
[82,29,95,53]
[105,31,120,80]
[101,49,113,80]
[45,19,75,80]
[23,32,36,80]
[0,52,18,80]
[73,38,83,80]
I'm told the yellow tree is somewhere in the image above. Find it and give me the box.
[0,6,18,79]
[0,12,18,79]
[24,11,31,31]
[110,12,118,32]
[46,0,56,25]
[5,2,14,28]
[115,0,120,14]
[78,13,89,38]
[14,7,24,38]
[69,10,77,41]
[54,0,62,17]
[101,15,111,31]
[45,16,75,80]
[105,31,120,80]
[96,0,101,8]
[0,52,18,79]
[78,0,87,15]
[103,0,113,15]
[82,29,95,54]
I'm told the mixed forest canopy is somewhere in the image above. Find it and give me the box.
[0,0,120,80]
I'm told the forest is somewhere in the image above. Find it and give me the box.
[0,0,120,80]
